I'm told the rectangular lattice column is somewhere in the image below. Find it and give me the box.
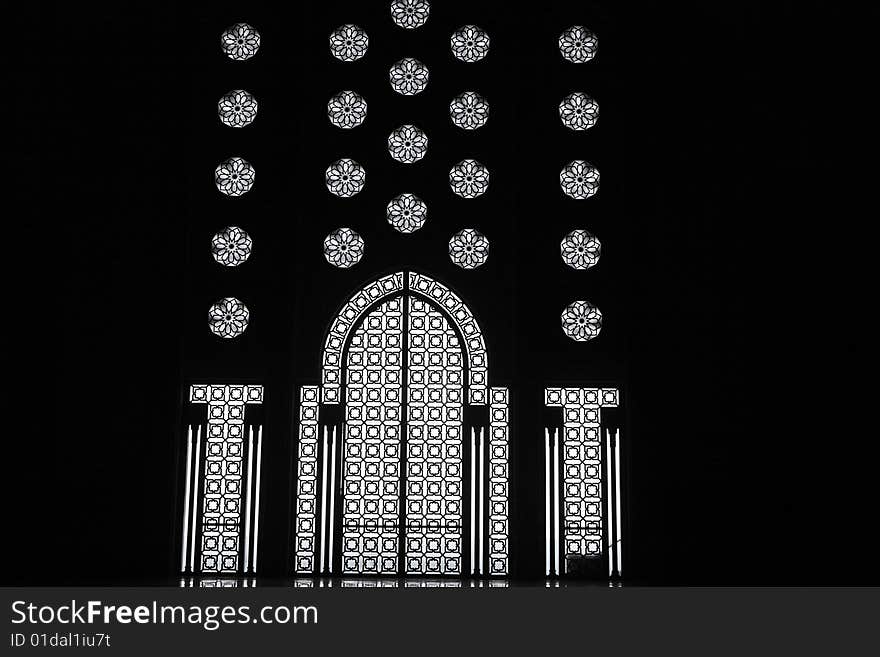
[186,384,263,574]
[545,387,619,576]
[342,297,403,574]
[294,386,320,574]
[488,387,510,576]
[406,296,464,575]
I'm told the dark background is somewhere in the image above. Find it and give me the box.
[12,1,873,584]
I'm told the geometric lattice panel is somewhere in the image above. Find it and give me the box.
[545,387,618,563]
[322,272,404,404]
[405,296,464,574]
[322,272,489,407]
[188,384,263,573]
[294,385,320,574]
[342,297,403,574]
[488,387,510,575]
[297,272,506,577]
[409,272,488,405]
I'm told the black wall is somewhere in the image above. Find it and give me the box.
[19,0,874,584]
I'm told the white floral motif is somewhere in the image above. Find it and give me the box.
[386,194,427,233]
[560,230,601,269]
[211,226,253,267]
[391,0,430,29]
[325,159,366,197]
[561,301,602,341]
[559,160,599,199]
[221,23,260,61]
[327,90,367,129]
[450,92,489,130]
[330,24,369,62]
[559,26,598,63]
[449,160,489,198]
[448,228,489,269]
[559,93,599,131]
[389,58,429,95]
[215,157,255,197]
[388,125,428,163]
[323,228,365,268]
[451,25,490,62]
[218,90,258,128]
[209,297,250,338]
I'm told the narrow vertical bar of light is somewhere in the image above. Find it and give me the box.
[605,428,614,578]
[544,428,551,577]
[479,427,485,576]
[614,428,623,577]
[553,428,561,576]
[243,426,255,573]
[339,424,347,495]
[181,425,193,572]
[328,426,338,574]
[253,426,264,573]
[470,427,476,576]
[189,425,202,573]
[319,426,329,574]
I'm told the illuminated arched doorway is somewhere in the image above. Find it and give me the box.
[293,271,509,577]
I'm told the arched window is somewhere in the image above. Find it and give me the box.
[294,271,508,576]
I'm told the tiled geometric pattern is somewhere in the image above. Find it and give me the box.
[342,298,403,574]
[198,579,241,588]
[545,387,618,562]
[405,297,464,574]
[408,272,488,404]
[342,579,399,588]
[305,273,502,575]
[322,272,404,404]
[323,272,488,406]
[488,387,510,575]
[189,384,263,573]
[294,386,320,574]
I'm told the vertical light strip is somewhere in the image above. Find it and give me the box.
[614,428,622,577]
[253,425,264,573]
[545,428,551,577]
[606,429,614,577]
[181,425,193,572]
[189,425,202,573]
[319,426,329,574]
[328,426,338,574]
[339,424,346,495]
[553,428,561,576]
[244,426,255,573]
[470,427,476,576]
[479,427,485,575]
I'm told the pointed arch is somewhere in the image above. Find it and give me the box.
[321,271,488,405]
